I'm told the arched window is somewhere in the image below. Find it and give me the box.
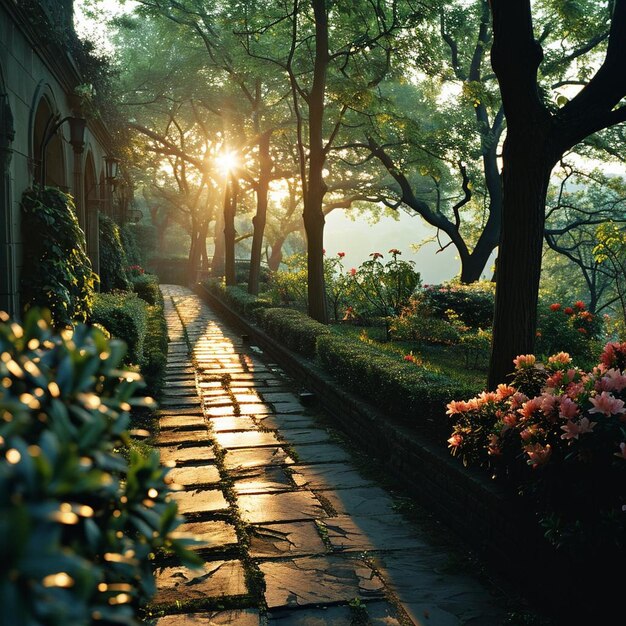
[31,95,66,189]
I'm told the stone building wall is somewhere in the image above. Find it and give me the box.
[0,0,113,315]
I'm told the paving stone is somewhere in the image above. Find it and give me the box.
[266,606,353,625]
[197,381,226,390]
[231,465,295,494]
[163,379,197,389]
[266,401,303,414]
[215,430,280,450]
[223,447,295,471]
[278,428,332,446]
[238,491,326,524]
[238,403,273,415]
[260,555,384,610]
[320,487,398,517]
[206,405,236,417]
[170,489,229,516]
[320,514,425,553]
[155,610,260,626]
[290,443,351,465]
[291,463,373,491]
[157,407,203,417]
[162,388,198,398]
[256,414,318,431]
[159,445,216,466]
[160,397,201,408]
[249,521,327,558]
[157,429,208,447]
[259,392,301,404]
[175,520,238,551]
[154,560,247,605]
[165,464,221,487]
[370,551,507,625]
[207,416,258,432]
[159,414,207,430]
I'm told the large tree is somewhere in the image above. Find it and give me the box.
[487,0,626,387]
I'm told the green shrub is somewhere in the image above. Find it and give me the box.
[204,280,273,320]
[142,301,168,398]
[317,334,479,439]
[419,281,495,328]
[99,214,132,292]
[0,309,198,625]
[20,187,96,326]
[90,293,148,366]
[257,307,331,358]
[131,274,161,306]
[120,223,142,266]
[390,305,461,345]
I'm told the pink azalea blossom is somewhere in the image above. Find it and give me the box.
[558,397,579,419]
[521,397,542,419]
[509,392,529,410]
[546,371,563,389]
[502,413,518,428]
[477,391,498,406]
[513,354,536,369]
[597,369,626,393]
[560,417,596,440]
[496,384,516,401]
[525,443,552,467]
[447,433,463,448]
[548,352,572,366]
[540,393,558,417]
[445,400,469,416]
[588,391,626,417]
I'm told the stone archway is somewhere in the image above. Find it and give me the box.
[0,64,17,315]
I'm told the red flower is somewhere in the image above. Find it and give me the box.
[388,248,401,255]
[574,300,586,311]
[337,252,345,258]
[578,327,587,334]
[564,307,574,315]
[549,303,561,312]
[370,252,383,259]
[349,268,357,276]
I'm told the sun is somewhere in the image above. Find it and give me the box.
[216,151,238,175]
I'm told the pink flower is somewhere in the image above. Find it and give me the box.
[509,392,529,410]
[446,400,469,416]
[496,384,516,401]
[548,352,572,366]
[588,391,626,417]
[558,397,579,419]
[560,417,596,440]
[476,391,498,406]
[513,354,536,370]
[502,413,518,427]
[488,434,502,456]
[540,393,558,417]
[525,443,552,467]
[337,252,345,258]
[521,397,542,419]
[447,433,463,448]
[599,342,626,369]
[546,371,563,388]
[598,369,626,393]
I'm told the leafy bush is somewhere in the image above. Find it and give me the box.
[458,328,492,369]
[99,214,131,292]
[419,281,495,328]
[318,334,478,439]
[256,308,331,358]
[0,309,197,625]
[447,344,626,557]
[141,301,168,399]
[131,274,161,306]
[266,253,308,310]
[390,300,461,345]
[536,300,604,367]
[20,187,96,326]
[346,249,421,318]
[204,280,273,320]
[120,223,143,266]
[90,293,148,366]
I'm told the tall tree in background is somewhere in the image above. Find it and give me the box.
[488,0,626,387]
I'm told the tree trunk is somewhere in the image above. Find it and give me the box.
[248,132,272,295]
[304,0,329,324]
[487,132,554,388]
[211,205,225,276]
[267,236,286,271]
[224,176,238,286]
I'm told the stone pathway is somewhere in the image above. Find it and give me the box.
[149,286,520,626]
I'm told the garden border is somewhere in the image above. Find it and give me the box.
[196,283,599,621]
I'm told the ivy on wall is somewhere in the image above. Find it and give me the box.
[20,187,97,326]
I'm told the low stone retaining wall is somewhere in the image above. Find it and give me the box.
[196,284,611,622]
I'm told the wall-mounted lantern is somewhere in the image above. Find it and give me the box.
[105,155,120,184]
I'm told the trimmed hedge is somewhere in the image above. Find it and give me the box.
[99,214,132,292]
[147,256,188,285]
[256,307,331,358]
[132,273,161,306]
[90,292,148,366]
[142,299,168,398]
[317,334,479,439]
[204,280,273,320]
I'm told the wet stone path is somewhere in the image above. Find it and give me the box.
[149,285,512,626]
